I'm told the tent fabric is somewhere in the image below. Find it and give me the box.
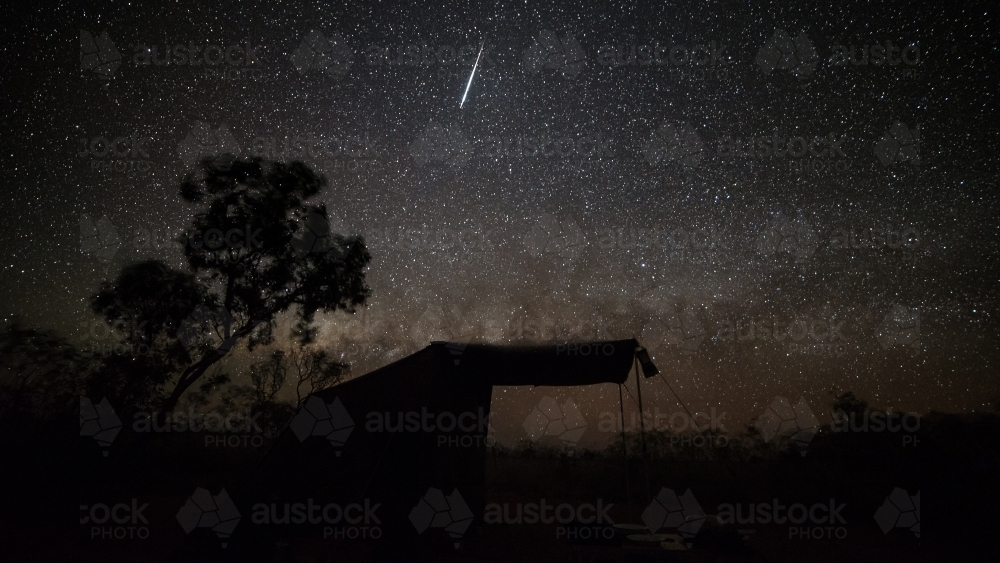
[241,339,645,555]
[430,339,641,387]
[309,338,641,395]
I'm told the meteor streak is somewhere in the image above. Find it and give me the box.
[460,43,484,108]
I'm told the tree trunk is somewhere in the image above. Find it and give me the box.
[160,325,256,413]
[159,352,222,413]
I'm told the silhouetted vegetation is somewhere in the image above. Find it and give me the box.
[85,158,370,415]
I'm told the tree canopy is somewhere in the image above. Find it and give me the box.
[89,158,371,412]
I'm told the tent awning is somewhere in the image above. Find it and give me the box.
[435,338,642,387]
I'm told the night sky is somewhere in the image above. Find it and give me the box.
[2,0,998,447]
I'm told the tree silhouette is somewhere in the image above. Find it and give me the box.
[89,260,207,410]
[216,345,348,434]
[0,318,85,421]
[91,158,371,412]
[220,350,294,434]
[290,345,348,407]
[831,391,869,416]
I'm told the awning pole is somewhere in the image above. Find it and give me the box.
[634,355,651,505]
[618,383,632,520]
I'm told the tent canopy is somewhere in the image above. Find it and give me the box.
[243,339,652,554]
[316,338,642,396]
